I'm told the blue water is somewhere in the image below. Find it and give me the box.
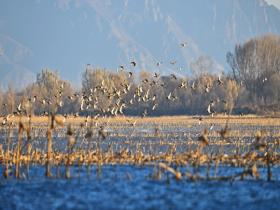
[1,165,280,210]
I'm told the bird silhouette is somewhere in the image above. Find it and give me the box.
[130,61,136,67]
[180,42,187,48]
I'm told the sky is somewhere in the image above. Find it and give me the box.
[0,0,280,89]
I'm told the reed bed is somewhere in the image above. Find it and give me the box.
[0,115,280,181]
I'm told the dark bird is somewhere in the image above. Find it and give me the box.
[85,129,93,139]
[98,126,106,140]
[130,61,136,67]
[180,42,187,48]
[156,61,162,66]
[119,65,125,71]
[154,72,160,78]
[198,117,203,125]
[68,95,74,101]
[219,123,229,139]
[170,74,177,80]
[253,131,267,151]
[142,109,148,118]
[170,60,177,65]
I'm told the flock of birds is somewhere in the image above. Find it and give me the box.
[3,39,272,129]
[1,42,232,127]
[0,42,278,182]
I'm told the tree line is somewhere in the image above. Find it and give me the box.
[0,34,280,117]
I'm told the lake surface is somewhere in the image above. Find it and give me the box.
[1,165,280,210]
[1,121,280,210]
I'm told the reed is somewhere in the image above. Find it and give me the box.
[0,115,280,181]
[3,122,12,178]
[15,121,24,178]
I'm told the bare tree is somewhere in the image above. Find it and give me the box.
[227,34,280,105]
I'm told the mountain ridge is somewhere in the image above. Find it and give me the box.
[0,0,280,89]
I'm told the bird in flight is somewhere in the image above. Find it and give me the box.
[180,42,187,48]
[170,60,177,65]
[130,61,136,67]
[217,75,223,85]
[156,61,162,66]
[119,65,125,71]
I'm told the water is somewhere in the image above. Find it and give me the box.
[1,122,280,209]
[1,165,280,210]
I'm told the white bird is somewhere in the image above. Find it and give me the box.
[58,101,63,107]
[218,75,223,85]
[17,103,22,112]
[207,104,212,114]
[80,99,85,111]
[152,103,158,110]
[2,117,7,125]
[205,84,210,93]
[179,81,187,89]
[166,92,172,100]
[262,77,268,83]
[191,81,196,90]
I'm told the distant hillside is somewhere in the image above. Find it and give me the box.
[0,0,280,89]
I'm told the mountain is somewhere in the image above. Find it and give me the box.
[0,0,280,89]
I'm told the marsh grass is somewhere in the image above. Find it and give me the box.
[0,115,280,181]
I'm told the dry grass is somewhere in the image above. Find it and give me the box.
[0,114,279,181]
[2,114,280,126]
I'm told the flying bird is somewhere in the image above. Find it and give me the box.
[119,65,125,71]
[191,81,196,90]
[179,81,187,89]
[154,72,160,78]
[207,104,212,114]
[205,84,210,93]
[170,60,177,65]
[217,75,223,85]
[130,61,136,67]
[152,103,158,110]
[170,74,177,80]
[180,42,187,48]
[166,92,172,101]
[17,103,22,113]
[156,61,162,66]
